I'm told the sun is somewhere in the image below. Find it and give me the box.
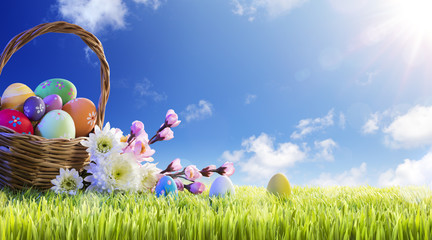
[389,0,432,37]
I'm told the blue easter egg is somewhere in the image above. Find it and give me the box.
[155,176,178,197]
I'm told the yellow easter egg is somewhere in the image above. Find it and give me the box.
[1,83,35,112]
[267,173,292,197]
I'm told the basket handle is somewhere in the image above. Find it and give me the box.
[0,21,109,129]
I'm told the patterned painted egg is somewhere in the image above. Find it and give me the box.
[43,94,63,113]
[35,110,75,139]
[62,98,97,137]
[209,176,235,197]
[267,173,292,197]
[23,96,45,121]
[155,176,178,197]
[0,109,34,134]
[1,83,35,112]
[34,78,77,105]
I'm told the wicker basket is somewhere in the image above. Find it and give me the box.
[0,21,110,190]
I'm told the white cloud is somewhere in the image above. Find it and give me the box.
[384,105,432,148]
[339,112,346,129]
[309,162,368,186]
[57,0,162,33]
[220,133,307,182]
[57,0,128,33]
[291,109,334,139]
[314,138,337,161]
[231,0,307,19]
[134,78,167,102]
[220,150,245,163]
[357,70,379,86]
[84,46,98,67]
[183,100,213,122]
[362,112,379,134]
[245,94,257,104]
[133,0,162,10]
[378,152,432,186]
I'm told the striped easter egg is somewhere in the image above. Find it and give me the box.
[1,83,35,112]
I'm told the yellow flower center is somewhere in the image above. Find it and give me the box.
[140,142,146,154]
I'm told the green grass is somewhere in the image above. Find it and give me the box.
[0,186,432,240]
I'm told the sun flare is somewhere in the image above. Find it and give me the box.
[390,0,432,37]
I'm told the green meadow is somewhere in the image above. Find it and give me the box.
[0,186,431,240]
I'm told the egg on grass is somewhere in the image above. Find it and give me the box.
[209,176,235,197]
[267,173,292,198]
[155,176,178,197]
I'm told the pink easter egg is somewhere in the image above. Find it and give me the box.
[43,94,62,113]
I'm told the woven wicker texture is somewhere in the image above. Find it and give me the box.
[0,21,110,190]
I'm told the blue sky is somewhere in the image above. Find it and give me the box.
[1,0,432,187]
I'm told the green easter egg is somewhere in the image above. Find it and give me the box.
[34,78,77,105]
[35,110,76,139]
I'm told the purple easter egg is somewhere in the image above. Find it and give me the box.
[23,96,45,121]
[43,94,63,113]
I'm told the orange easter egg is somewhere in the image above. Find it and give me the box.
[1,83,35,112]
[62,98,97,137]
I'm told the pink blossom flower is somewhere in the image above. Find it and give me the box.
[165,109,181,128]
[123,139,155,163]
[185,182,206,194]
[216,162,235,177]
[161,158,182,174]
[200,165,217,177]
[131,120,145,136]
[185,165,202,181]
[174,178,184,191]
[159,128,174,141]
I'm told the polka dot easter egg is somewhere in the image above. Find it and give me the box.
[23,96,45,121]
[35,78,76,105]
[35,110,75,139]
[155,176,178,197]
[1,83,35,112]
[209,176,235,197]
[43,94,63,113]
[0,109,34,134]
[62,98,97,137]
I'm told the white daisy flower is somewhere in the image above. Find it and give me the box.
[51,168,83,195]
[85,152,137,193]
[80,122,125,161]
[136,162,161,192]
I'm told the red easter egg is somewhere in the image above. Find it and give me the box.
[0,109,34,134]
[62,98,97,137]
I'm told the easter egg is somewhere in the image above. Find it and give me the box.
[23,96,45,121]
[0,109,34,134]
[209,176,235,197]
[35,110,75,139]
[34,78,77,105]
[62,98,97,137]
[43,94,63,113]
[1,83,35,112]
[267,173,292,197]
[155,176,178,197]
